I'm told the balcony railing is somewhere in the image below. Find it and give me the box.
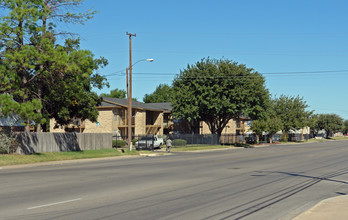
[119,117,135,126]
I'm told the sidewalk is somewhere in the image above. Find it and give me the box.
[292,195,348,220]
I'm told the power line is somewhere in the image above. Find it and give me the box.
[103,69,348,80]
[107,73,348,81]
[131,70,348,75]
[107,74,348,81]
[102,69,125,77]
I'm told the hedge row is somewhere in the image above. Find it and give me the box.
[112,139,139,148]
[172,139,187,146]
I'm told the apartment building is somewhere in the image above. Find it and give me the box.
[50,97,172,136]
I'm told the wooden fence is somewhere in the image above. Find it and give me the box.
[15,132,112,154]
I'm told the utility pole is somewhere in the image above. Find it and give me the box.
[126,32,136,150]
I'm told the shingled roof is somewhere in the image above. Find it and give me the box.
[0,114,25,127]
[100,97,172,112]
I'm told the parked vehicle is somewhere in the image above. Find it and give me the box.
[135,135,163,150]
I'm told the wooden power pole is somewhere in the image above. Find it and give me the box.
[126,32,136,150]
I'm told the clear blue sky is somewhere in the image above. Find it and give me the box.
[68,0,347,119]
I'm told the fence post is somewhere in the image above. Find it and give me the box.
[152,135,154,151]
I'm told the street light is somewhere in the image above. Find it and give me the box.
[126,58,154,151]
[126,33,154,150]
[132,58,154,66]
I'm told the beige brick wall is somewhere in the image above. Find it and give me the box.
[50,110,114,133]
[200,119,239,134]
[112,108,123,136]
[135,110,146,135]
[155,112,164,135]
[84,109,113,133]
[50,118,65,133]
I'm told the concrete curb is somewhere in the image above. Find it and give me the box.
[292,195,348,220]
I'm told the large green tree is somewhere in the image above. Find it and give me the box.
[100,89,127,99]
[172,58,269,136]
[273,95,312,136]
[315,114,343,139]
[143,84,173,103]
[0,0,108,131]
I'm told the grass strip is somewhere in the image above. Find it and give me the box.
[0,148,140,166]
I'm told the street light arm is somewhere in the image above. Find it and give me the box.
[131,58,154,68]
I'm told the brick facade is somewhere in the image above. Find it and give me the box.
[135,110,146,135]
[84,109,113,133]
[50,99,171,137]
[200,118,250,135]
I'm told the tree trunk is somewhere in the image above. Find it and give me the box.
[283,132,288,142]
[36,116,42,132]
[301,128,304,141]
[36,80,43,132]
[256,135,259,144]
[25,118,30,133]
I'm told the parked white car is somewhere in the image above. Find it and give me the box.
[135,135,163,150]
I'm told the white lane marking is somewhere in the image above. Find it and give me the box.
[27,198,82,210]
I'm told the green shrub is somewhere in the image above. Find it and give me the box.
[0,129,17,154]
[172,139,187,146]
[158,134,167,140]
[112,140,127,148]
[132,138,138,146]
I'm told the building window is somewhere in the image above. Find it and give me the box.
[236,120,241,128]
[113,109,122,121]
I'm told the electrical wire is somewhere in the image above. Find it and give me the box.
[104,70,348,80]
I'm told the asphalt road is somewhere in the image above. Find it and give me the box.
[1,141,348,220]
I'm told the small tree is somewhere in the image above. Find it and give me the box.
[343,120,348,135]
[251,117,283,144]
[315,114,344,139]
[250,120,266,144]
[250,97,283,144]
[264,117,283,143]
[143,84,173,103]
[307,114,319,137]
[273,95,312,139]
